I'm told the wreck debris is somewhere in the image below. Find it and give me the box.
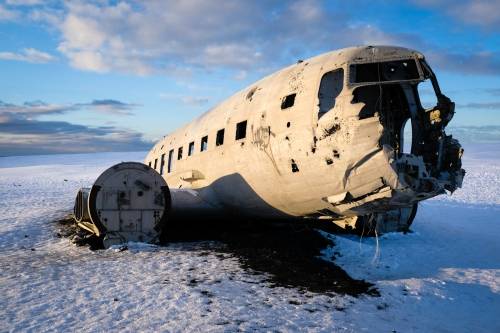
[74,46,465,246]
[73,162,170,248]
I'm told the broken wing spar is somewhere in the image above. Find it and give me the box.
[74,45,464,246]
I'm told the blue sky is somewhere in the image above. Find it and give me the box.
[1,0,499,156]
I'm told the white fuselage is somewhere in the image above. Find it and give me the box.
[145,46,463,220]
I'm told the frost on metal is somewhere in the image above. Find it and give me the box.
[75,46,465,245]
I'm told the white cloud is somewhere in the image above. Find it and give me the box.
[425,49,500,76]
[53,1,267,74]
[233,70,248,80]
[0,4,19,20]
[0,100,73,118]
[47,0,399,75]
[412,0,500,30]
[5,0,43,5]
[180,96,209,106]
[159,93,209,106]
[0,99,148,155]
[0,99,138,120]
[288,0,323,23]
[78,99,139,115]
[61,14,106,50]
[0,48,56,63]
[62,49,108,72]
[11,0,497,77]
[0,126,152,155]
[449,125,500,143]
[449,1,500,29]
[346,24,400,46]
[201,44,262,68]
[29,6,63,26]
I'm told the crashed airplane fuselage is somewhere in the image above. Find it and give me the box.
[145,46,464,230]
[75,46,464,246]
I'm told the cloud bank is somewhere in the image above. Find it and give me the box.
[413,0,500,30]
[22,1,416,75]
[2,1,499,77]
[0,48,55,63]
[449,125,500,144]
[0,99,152,156]
[13,0,492,77]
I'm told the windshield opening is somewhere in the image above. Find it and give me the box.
[350,59,420,84]
[402,118,413,153]
[417,79,438,110]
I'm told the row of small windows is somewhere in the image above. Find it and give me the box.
[149,71,343,174]
[149,120,247,175]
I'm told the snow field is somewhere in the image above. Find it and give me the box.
[0,146,499,332]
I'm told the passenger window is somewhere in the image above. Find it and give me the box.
[177,147,183,160]
[160,154,165,175]
[188,141,195,156]
[235,121,247,140]
[167,149,174,173]
[318,68,343,118]
[216,128,225,146]
[154,158,158,171]
[148,161,151,167]
[281,93,296,109]
[201,136,208,152]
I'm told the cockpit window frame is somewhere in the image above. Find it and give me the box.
[347,57,425,87]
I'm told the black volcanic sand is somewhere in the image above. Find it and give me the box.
[55,215,378,297]
[165,218,378,297]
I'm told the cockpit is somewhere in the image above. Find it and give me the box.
[317,55,464,197]
[349,58,462,191]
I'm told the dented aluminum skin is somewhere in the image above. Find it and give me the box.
[145,45,465,232]
[74,162,170,247]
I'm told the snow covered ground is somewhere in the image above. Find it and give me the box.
[0,145,499,332]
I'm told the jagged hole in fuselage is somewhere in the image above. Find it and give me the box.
[354,83,415,156]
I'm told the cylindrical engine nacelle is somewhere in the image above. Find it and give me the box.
[73,187,90,223]
[73,162,170,247]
